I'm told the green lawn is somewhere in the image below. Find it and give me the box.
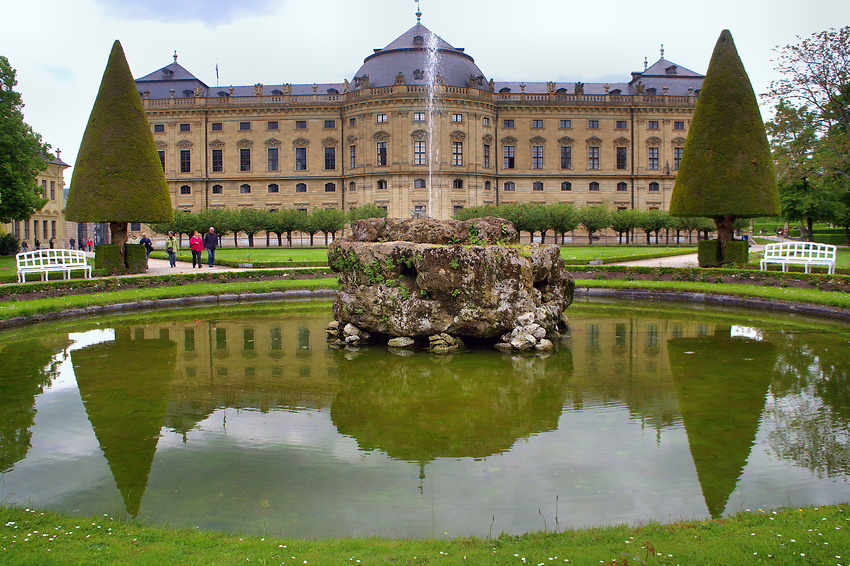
[560,245,696,264]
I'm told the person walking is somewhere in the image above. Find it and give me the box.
[86,238,93,251]
[139,233,154,268]
[69,237,76,250]
[189,230,204,268]
[21,240,28,252]
[203,226,219,267]
[165,231,179,268]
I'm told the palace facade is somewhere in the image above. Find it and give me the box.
[4,155,70,249]
[136,21,704,220]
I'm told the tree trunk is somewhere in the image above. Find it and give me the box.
[805,217,815,242]
[110,221,128,267]
[713,214,736,263]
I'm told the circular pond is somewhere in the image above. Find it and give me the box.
[1,297,849,538]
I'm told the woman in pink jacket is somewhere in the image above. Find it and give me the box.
[189,230,204,268]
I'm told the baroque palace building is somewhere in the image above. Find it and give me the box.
[4,154,71,249]
[136,18,704,221]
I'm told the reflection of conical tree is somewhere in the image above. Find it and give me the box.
[0,340,59,472]
[331,347,572,462]
[668,330,775,518]
[73,329,176,516]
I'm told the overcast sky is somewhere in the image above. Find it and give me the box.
[3,0,847,169]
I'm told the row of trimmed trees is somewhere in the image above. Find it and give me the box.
[150,204,387,247]
[455,202,727,245]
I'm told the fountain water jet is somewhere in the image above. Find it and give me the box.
[424,29,441,218]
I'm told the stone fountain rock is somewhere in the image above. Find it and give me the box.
[327,217,574,350]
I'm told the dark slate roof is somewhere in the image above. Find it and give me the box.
[628,58,705,96]
[136,61,206,83]
[492,82,632,95]
[352,23,487,90]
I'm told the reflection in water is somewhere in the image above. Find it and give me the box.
[667,327,776,518]
[1,300,850,537]
[331,347,572,463]
[72,328,176,516]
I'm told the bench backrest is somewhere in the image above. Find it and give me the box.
[16,249,89,268]
[763,242,836,261]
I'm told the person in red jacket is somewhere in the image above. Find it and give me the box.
[189,230,204,268]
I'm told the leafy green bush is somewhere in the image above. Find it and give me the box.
[94,244,122,273]
[723,240,749,267]
[125,244,147,273]
[0,233,20,256]
[698,239,721,267]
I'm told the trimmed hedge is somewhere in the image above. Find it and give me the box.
[126,243,147,273]
[698,240,721,267]
[94,244,122,272]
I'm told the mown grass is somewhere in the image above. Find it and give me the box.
[559,246,697,264]
[1,504,847,565]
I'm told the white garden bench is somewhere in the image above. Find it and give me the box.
[16,249,93,283]
[760,242,837,274]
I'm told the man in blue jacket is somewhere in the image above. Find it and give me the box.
[203,226,219,267]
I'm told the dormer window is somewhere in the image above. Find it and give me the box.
[646,87,657,95]
[217,91,229,97]
[413,35,424,46]
[271,89,283,95]
[499,87,511,94]
[161,68,173,78]
[665,65,678,75]
[413,69,425,80]
[327,88,339,94]
[609,88,622,95]
[182,89,193,97]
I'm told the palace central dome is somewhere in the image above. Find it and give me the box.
[351,23,488,91]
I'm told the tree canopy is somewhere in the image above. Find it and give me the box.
[669,29,780,244]
[0,55,50,224]
[66,41,173,232]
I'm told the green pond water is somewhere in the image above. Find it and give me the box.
[1,297,849,539]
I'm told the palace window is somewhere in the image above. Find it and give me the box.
[483,144,490,168]
[453,178,463,189]
[559,119,571,128]
[179,123,191,132]
[212,149,223,172]
[377,114,388,123]
[452,141,463,166]
[532,119,543,128]
[240,148,251,171]
[324,146,336,170]
[483,117,490,126]
[503,146,515,169]
[533,181,544,191]
[588,146,600,170]
[211,122,222,131]
[414,140,426,165]
[349,117,356,127]
[377,179,387,190]
[240,184,251,194]
[349,145,357,168]
[484,181,491,190]
[648,147,659,170]
[296,147,307,170]
[561,181,572,191]
[414,178,426,189]
[673,147,683,170]
[532,145,544,169]
[239,122,251,131]
[267,148,279,171]
[268,183,279,193]
[376,142,388,166]
[324,120,336,129]
[180,150,191,173]
[504,181,515,191]
[413,112,426,122]
[617,182,628,191]
[212,184,223,194]
[588,120,599,129]
[296,183,307,192]
[325,182,336,192]
[158,150,165,170]
[649,182,660,191]
[560,146,572,169]
[648,120,659,129]
[616,120,627,129]
[154,124,165,133]
[452,113,463,122]
[589,181,600,191]
[616,147,627,170]
[180,185,191,195]
[674,121,685,130]
[267,121,279,130]
[295,120,307,129]
[503,119,515,128]
[349,181,356,192]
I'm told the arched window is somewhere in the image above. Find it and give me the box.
[325,182,336,192]
[453,178,463,189]
[377,179,388,190]
[414,178,426,189]
[180,185,191,195]
[296,183,307,193]
[484,181,491,191]
[212,184,223,194]
[268,183,279,193]
[589,182,600,191]
[533,181,544,191]
[349,181,356,192]
[561,181,572,191]
[617,182,628,192]
[504,181,515,191]
[240,184,251,194]
[649,182,660,192]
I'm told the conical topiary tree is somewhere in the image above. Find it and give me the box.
[66,40,173,265]
[669,30,779,264]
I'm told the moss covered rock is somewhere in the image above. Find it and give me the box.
[669,30,779,221]
[66,40,172,225]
